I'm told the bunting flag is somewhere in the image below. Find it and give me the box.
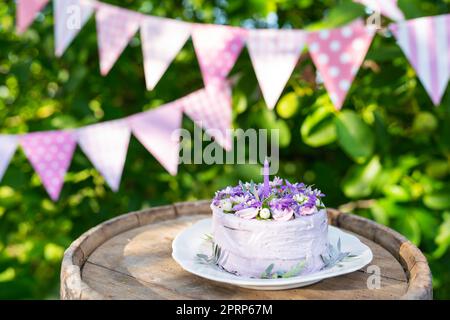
[141,16,191,90]
[0,135,18,182]
[307,20,375,110]
[180,84,233,151]
[247,29,306,109]
[390,15,450,106]
[54,0,94,57]
[129,103,183,175]
[77,120,131,191]
[16,0,49,34]
[20,131,76,201]
[192,24,246,87]
[96,3,142,75]
[355,0,404,22]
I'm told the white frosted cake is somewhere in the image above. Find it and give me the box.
[209,170,329,278]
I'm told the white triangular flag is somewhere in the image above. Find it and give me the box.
[247,29,306,109]
[141,16,191,90]
[96,3,142,75]
[0,135,18,182]
[129,102,183,175]
[77,120,131,191]
[54,0,94,57]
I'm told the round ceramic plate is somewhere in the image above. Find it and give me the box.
[172,218,373,290]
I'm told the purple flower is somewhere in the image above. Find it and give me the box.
[211,177,325,220]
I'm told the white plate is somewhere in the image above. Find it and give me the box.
[172,218,373,290]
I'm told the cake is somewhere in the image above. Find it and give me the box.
[210,161,329,278]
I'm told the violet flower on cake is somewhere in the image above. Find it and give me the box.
[212,179,325,221]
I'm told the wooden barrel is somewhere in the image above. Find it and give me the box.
[60,200,432,300]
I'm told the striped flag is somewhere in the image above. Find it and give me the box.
[391,14,450,106]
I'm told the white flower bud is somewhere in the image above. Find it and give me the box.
[294,193,307,204]
[220,199,233,211]
[315,198,322,207]
[259,208,271,219]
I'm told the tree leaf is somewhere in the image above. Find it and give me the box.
[335,110,375,163]
[341,156,381,198]
[301,106,337,147]
[276,92,299,119]
[424,188,450,210]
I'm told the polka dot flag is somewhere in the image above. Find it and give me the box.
[192,24,246,88]
[307,19,376,110]
[20,131,77,201]
[96,2,142,75]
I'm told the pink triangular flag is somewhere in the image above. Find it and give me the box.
[129,103,183,175]
[247,29,306,109]
[391,15,450,106]
[192,24,246,87]
[0,135,18,182]
[77,120,131,191]
[96,3,142,75]
[16,0,49,34]
[180,84,232,151]
[307,20,375,110]
[141,16,191,90]
[355,0,404,21]
[20,131,76,201]
[54,0,94,57]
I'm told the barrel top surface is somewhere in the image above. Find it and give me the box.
[60,201,432,300]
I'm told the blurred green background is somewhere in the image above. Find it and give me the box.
[1,0,450,299]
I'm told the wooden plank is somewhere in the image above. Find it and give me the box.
[83,214,408,300]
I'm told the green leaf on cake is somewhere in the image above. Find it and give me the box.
[281,261,306,278]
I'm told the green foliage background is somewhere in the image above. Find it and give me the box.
[0,0,449,299]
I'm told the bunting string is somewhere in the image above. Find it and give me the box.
[4,0,450,200]
[16,0,450,108]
